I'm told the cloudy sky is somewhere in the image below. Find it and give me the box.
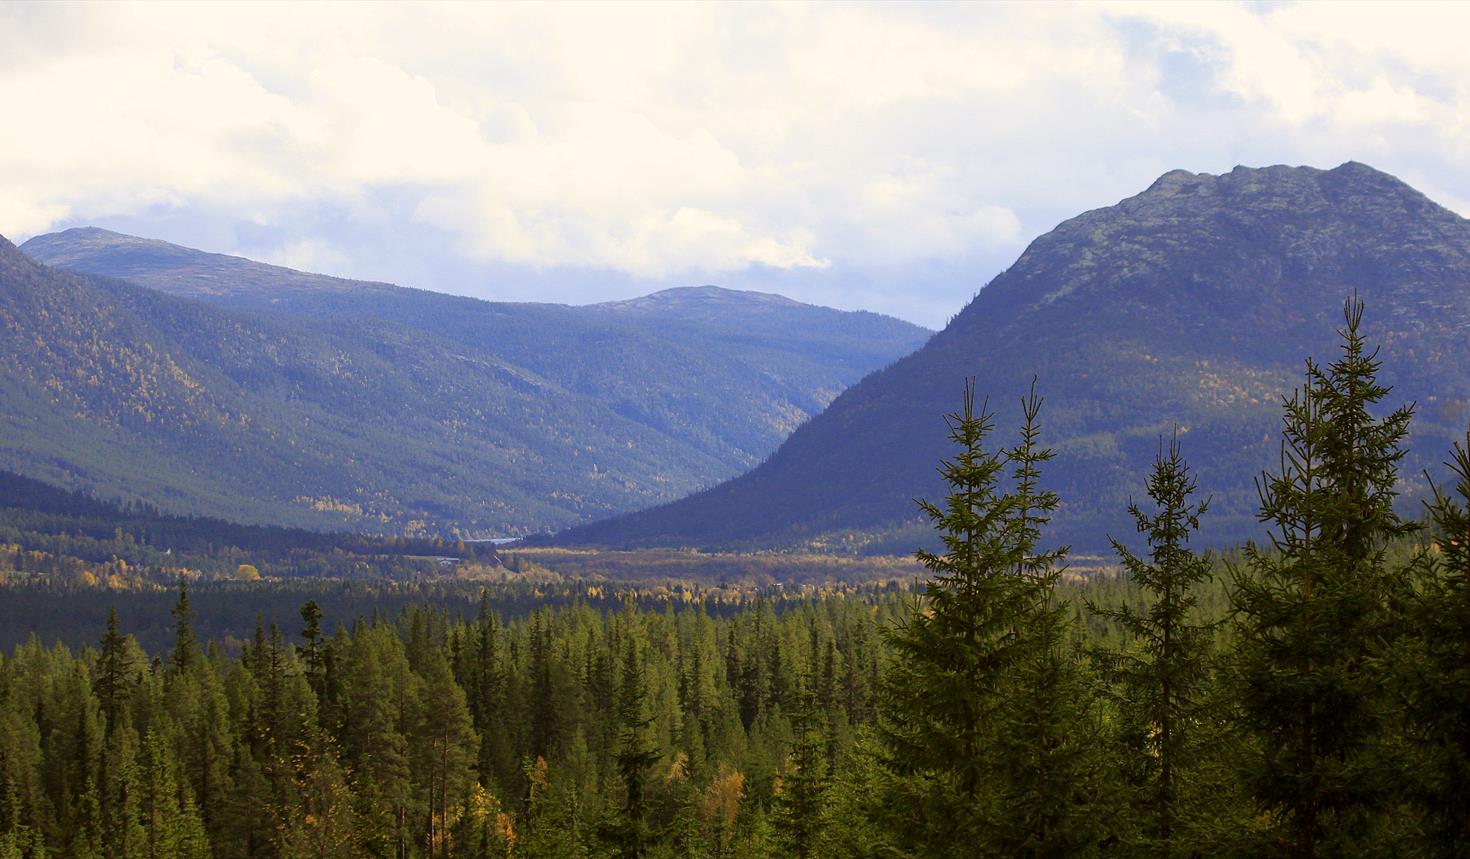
[3,1,1469,327]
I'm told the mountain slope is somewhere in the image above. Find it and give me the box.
[23,228,929,474]
[20,227,401,302]
[560,162,1470,552]
[1,234,927,535]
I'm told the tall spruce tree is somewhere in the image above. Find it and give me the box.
[300,600,326,705]
[608,634,661,859]
[170,578,199,674]
[1230,298,1414,857]
[772,694,828,859]
[95,608,135,736]
[878,380,1103,857]
[1091,436,1217,856]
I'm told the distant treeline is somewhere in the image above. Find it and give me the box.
[0,470,490,563]
[0,469,501,593]
[0,576,914,655]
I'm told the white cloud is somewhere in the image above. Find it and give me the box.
[2,1,1470,324]
[267,238,348,275]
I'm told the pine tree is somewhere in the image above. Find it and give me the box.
[339,626,413,859]
[1230,298,1414,857]
[414,646,478,859]
[1090,436,1217,855]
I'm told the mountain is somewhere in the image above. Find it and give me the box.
[559,162,1470,553]
[2,232,928,535]
[23,231,925,437]
[19,227,401,302]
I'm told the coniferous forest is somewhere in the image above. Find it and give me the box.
[3,300,1470,859]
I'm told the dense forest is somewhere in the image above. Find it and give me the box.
[2,300,1469,858]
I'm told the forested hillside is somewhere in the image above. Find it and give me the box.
[563,162,1470,553]
[0,234,927,536]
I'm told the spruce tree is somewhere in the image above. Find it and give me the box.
[772,695,828,859]
[300,600,325,705]
[878,381,1018,846]
[607,634,660,859]
[138,729,183,859]
[521,757,587,859]
[1396,431,1470,855]
[988,382,1106,857]
[170,577,200,674]
[95,608,136,736]
[878,379,1103,857]
[1090,436,1216,855]
[1230,298,1414,857]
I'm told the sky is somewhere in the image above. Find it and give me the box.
[3,1,1469,328]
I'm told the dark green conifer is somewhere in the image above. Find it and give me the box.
[1230,298,1414,857]
[1090,436,1217,855]
[878,379,1104,857]
[1394,431,1470,855]
[300,600,325,703]
[608,634,661,859]
[170,577,200,673]
[772,696,827,859]
[95,608,135,736]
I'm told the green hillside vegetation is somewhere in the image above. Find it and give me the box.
[1,233,928,537]
[562,162,1470,553]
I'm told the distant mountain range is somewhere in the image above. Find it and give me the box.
[5,230,929,535]
[559,162,1470,554]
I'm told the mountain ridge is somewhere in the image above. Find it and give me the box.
[20,226,402,300]
[23,228,913,326]
[2,231,929,536]
[557,161,1470,553]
